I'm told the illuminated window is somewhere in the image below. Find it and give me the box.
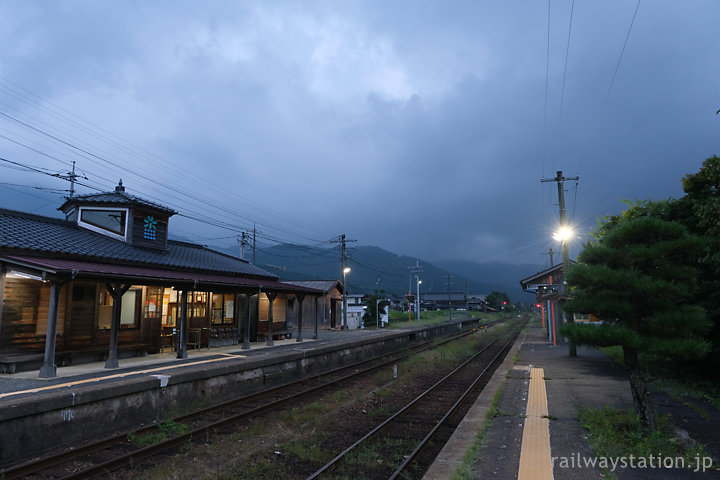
[144,287,163,319]
[97,287,140,329]
[212,293,235,325]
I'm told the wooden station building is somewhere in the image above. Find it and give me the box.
[0,182,325,377]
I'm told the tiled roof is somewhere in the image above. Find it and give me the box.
[0,208,276,279]
[283,280,343,293]
[58,187,177,215]
[2,256,321,293]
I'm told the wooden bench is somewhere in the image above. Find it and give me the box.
[208,327,238,347]
[55,344,150,367]
[256,321,292,341]
[0,344,150,373]
[0,353,44,374]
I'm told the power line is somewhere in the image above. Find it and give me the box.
[576,0,641,175]
[552,0,575,173]
[0,77,329,243]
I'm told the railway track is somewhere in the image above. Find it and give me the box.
[1,317,509,480]
[306,325,523,480]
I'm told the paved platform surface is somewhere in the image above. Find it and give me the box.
[0,327,393,398]
[468,324,720,479]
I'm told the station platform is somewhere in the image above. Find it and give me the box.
[2,320,481,468]
[0,327,391,398]
[426,323,720,479]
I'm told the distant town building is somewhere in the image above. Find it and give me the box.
[419,292,490,312]
[344,294,366,329]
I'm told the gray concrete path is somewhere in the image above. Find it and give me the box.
[0,327,394,395]
[436,323,720,479]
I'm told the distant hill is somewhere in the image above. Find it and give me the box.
[213,242,540,304]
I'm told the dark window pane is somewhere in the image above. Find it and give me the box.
[80,209,126,235]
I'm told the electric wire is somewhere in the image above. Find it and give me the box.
[541,0,552,248]
[542,0,551,178]
[575,0,641,176]
[0,77,325,240]
[552,0,575,174]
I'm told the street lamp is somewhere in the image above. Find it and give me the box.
[552,226,574,242]
[342,267,351,330]
[553,223,576,356]
[416,278,422,321]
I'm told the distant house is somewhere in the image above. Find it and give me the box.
[0,182,323,376]
[420,292,490,312]
[387,295,405,311]
[344,294,366,329]
[466,294,490,312]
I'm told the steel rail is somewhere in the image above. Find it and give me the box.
[3,316,504,480]
[2,331,453,479]
[389,333,518,479]
[305,332,513,480]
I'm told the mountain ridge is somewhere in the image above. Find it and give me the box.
[212,242,541,304]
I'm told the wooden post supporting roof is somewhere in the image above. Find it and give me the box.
[313,296,319,340]
[265,291,277,347]
[177,290,189,359]
[295,292,305,343]
[105,283,131,369]
[242,291,254,350]
[38,281,61,378]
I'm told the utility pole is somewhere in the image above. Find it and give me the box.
[411,260,422,321]
[445,274,455,321]
[465,282,469,313]
[333,234,356,329]
[407,269,413,323]
[56,161,85,197]
[252,223,256,265]
[546,247,554,267]
[542,170,579,357]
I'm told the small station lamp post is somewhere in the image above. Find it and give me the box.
[416,279,422,321]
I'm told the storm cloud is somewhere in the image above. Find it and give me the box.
[0,0,717,271]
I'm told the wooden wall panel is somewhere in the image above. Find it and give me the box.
[1,278,42,350]
[65,283,98,347]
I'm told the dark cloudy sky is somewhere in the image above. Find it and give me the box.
[0,1,717,270]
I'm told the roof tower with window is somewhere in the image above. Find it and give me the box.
[58,180,177,250]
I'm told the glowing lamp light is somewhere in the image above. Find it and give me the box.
[343,267,351,274]
[552,226,574,242]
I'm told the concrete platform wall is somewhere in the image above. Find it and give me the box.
[1,319,481,467]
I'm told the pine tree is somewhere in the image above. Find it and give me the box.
[562,216,710,431]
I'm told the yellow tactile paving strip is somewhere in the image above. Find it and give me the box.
[517,367,553,480]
